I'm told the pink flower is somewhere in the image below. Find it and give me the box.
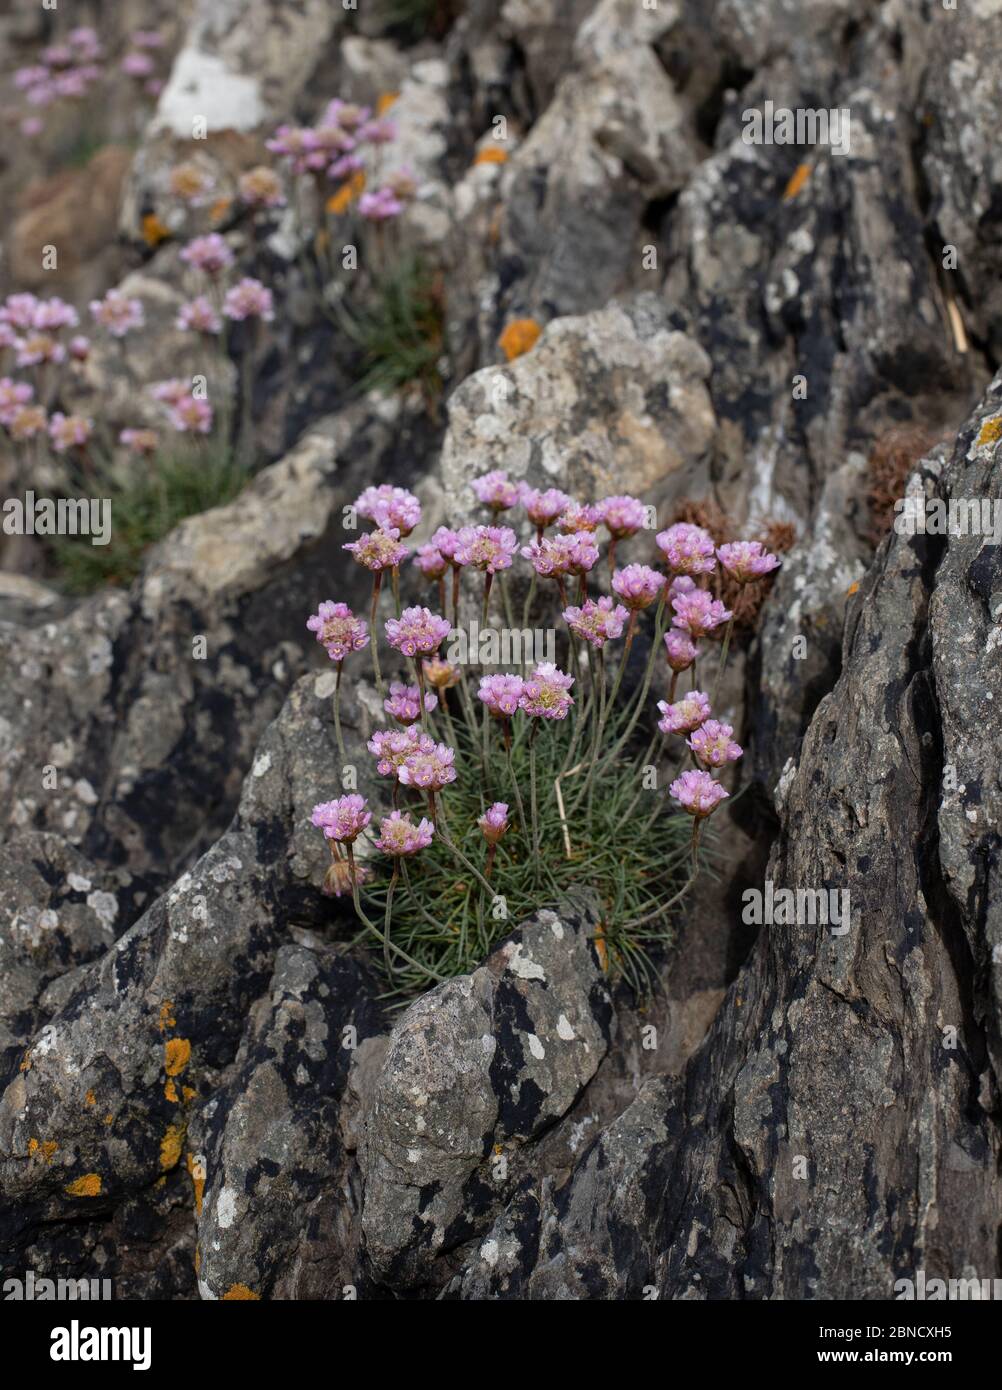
[167,395,213,434]
[32,297,78,331]
[359,117,396,144]
[520,485,571,529]
[472,469,520,511]
[323,858,371,898]
[375,811,435,856]
[150,379,190,405]
[664,630,698,673]
[122,50,154,77]
[398,742,457,791]
[310,794,372,842]
[180,234,234,276]
[0,378,34,426]
[520,663,574,720]
[455,524,519,573]
[119,428,159,455]
[238,166,286,209]
[306,601,369,662]
[356,485,421,536]
[359,188,403,222]
[1,294,40,330]
[687,719,743,768]
[8,405,47,440]
[669,770,729,818]
[343,528,410,572]
[223,278,274,322]
[385,605,451,657]
[423,657,460,690]
[671,589,732,639]
[48,412,92,452]
[562,532,600,575]
[612,563,665,611]
[478,802,510,846]
[16,334,65,367]
[90,290,145,337]
[478,674,524,718]
[716,541,782,583]
[131,30,164,49]
[599,494,646,539]
[413,544,448,580]
[383,683,438,725]
[176,296,222,334]
[563,596,629,648]
[368,726,432,776]
[521,535,574,578]
[657,691,712,735]
[266,125,320,174]
[556,501,602,533]
[655,523,717,576]
[69,335,91,361]
[431,525,462,563]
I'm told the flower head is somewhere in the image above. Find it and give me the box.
[16,333,65,368]
[478,802,510,846]
[563,596,629,648]
[657,691,712,735]
[176,296,222,334]
[356,485,421,536]
[655,523,717,576]
[716,541,782,583]
[385,605,451,658]
[471,469,520,512]
[520,485,571,530]
[520,663,574,720]
[343,527,410,572]
[414,544,448,580]
[383,682,438,724]
[398,741,457,791]
[169,161,215,205]
[223,277,274,322]
[48,412,92,452]
[671,589,732,638]
[478,673,524,718]
[9,405,47,440]
[119,428,159,455]
[375,811,435,856]
[687,719,743,768]
[454,525,518,573]
[322,857,370,898]
[306,601,369,662]
[612,563,665,611]
[90,290,145,337]
[1,294,40,330]
[664,629,698,673]
[368,726,432,775]
[359,187,403,222]
[423,657,460,690]
[310,794,371,842]
[669,769,729,818]
[0,378,34,426]
[180,233,234,276]
[521,535,574,578]
[32,297,78,331]
[599,494,646,539]
[431,525,462,563]
[556,501,602,533]
[167,395,213,434]
[239,166,286,209]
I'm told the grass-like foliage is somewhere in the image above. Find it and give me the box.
[341,255,445,402]
[49,443,247,593]
[358,694,700,999]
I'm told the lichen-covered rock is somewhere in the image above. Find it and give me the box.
[359,900,613,1286]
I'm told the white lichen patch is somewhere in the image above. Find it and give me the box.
[86,891,118,931]
[556,1014,576,1041]
[504,942,546,981]
[251,752,272,778]
[526,1033,545,1060]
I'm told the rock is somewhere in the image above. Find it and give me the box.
[359,899,613,1286]
[439,294,716,522]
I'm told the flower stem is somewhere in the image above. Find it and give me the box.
[370,574,385,698]
[346,844,444,980]
[333,661,347,771]
[712,613,735,706]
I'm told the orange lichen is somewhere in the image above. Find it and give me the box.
[84,1089,96,1107]
[209,195,233,224]
[28,1138,57,1163]
[593,924,609,972]
[221,1284,260,1300]
[160,1124,184,1171]
[66,1173,102,1197]
[499,318,542,362]
[182,1086,197,1103]
[165,1038,191,1077]
[847,581,860,597]
[474,147,508,166]
[326,170,366,215]
[19,1050,31,1072]
[376,92,399,115]
[976,417,1002,446]
[186,1153,206,1216]
[165,1079,179,1104]
[158,1001,176,1034]
[783,163,811,200]
[142,214,170,247]
[103,1114,114,1126]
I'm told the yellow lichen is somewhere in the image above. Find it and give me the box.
[160,1124,184,1171]
[376,92,399,115]
[142,214,170,247]
[783,163,811,200]
[182,1086,197,1103]
[103,1114,114,1126]
[164,1038,191,1077]
[158,1001,176,1034]
[187,1153,206,1216]
[593,924,609,972]
[846,581,860,597]
[499,318,542,362]
[474,147,508,166]
[209,195,233,224]
[165,1079,179,1104]
[326,170,366,216]
[976,417,1002,446]
[84,1089,96,1107]
[221,1284,260,1300]
[66,1173,102,1197]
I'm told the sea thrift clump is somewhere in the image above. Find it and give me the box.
[343,528,410,572]
[656,523,717,576]
[612,564,665,611]
[716,541,782,582]
[520,664,574,720]
[375,811,435,855]
[657,691,712,735]
[307,601,369,661]
[563,596,629,648]
[310,795,372,842]
[398,742,457,791]
[385,606,451,657]
[688,719,743,768]
[478,674,525,718]
[670,770,729,818]
[455,525,519,573]
[384,683,438,724]
[671,589,732,638]
[472,470,520,512]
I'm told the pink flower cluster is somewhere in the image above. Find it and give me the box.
[307,601,369,662]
